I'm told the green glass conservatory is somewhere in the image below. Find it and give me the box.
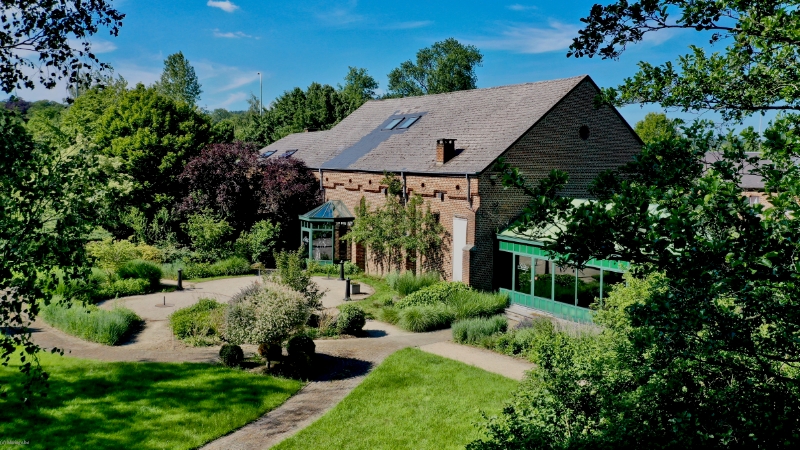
[495,226,629,323]
[299,200,355,265]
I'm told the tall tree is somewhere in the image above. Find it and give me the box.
[154,51,202,106]
[338,66,378,117]
[0,108,97,402]
[472,1,800,447]
[0,1,124,93]
[386,38,483,97]
[634,112,682,144]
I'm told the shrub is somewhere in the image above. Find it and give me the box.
[160,261,186,280]
[117,259,163,291]
[377,306,400,325]
[219,344,244,368]
[397,304,454,332]
[287,334,316,357]
[273,249,323,308]
[395,281,471,309]
[41,300,142,345]
[91,278,150,301]
[225,281,311,346]
[86,238,141,272]
[448,290,510,321]
[169,298,226,345]
[235,220,280,264]
[183,256,252,279]
[136,244,163,264]
[183,212,234,262]
[386,271,440,297]
[452,315,508,345]
[336,304,366,335]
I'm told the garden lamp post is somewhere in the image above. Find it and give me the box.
[257,71,262,116]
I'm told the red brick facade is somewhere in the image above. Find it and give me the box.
[310,79,642,290]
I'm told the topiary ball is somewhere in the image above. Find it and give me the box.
[336,304,366,335]
[258,342,283,362]
[287,334,316,357]
[219,343,244,368]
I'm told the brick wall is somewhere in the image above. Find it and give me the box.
[314,171,479,281]
[472,79,642,290]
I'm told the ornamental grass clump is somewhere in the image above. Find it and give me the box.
[386,271,440,297]
[394,281,471,309]
[397,303,455,332]
[448,290,509,321]
[41,300,142,345]
[117,259,163,291]
[452,315,508,346]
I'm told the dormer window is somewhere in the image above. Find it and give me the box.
[397,116,420,129]
[260,150,276,158]
[283,150,298,157]
[383,118,403,130]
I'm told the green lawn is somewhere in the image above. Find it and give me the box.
[0,352,303,450]
[274,348,518,450]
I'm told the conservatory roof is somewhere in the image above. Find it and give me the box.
[299,200,355,222]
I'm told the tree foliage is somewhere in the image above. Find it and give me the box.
[94,84,211,220]
[179,142,321,247]
[386,38,483,97]
[0,0,124,93]
[633,111,682,144]
[0,108,97,403]
[154,51,202,106]
[569,0,800,121]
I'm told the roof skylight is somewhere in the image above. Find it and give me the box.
[397,116,420,129]
[283,150,298,157]
[383,118,403,130]
[260,150,276,158]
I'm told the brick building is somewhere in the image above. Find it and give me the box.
[259,75,642,293]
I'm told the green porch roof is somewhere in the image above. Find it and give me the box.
[299,200,355,222]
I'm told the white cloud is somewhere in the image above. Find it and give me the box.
[213,29,258,39]
[215,92,249,109]
[192,60,261,93]
[470,22,578,54]
[385,20,433,30]
[207,1,239,13]
[314,1,364,26]
[507,4,537,11]
[68,39,118,54]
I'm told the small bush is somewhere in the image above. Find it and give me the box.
[448,290,510,321]
[160,261,186,280]
[41,300,142,345]
[225,281,311,346]
[169,298,226,345]
[377,306,400,324]
[90,278,150,301]
[452,315,508,345]
[492,318,555,357]
[397,304,455,332]
[386,271,440,297]
[287,334,316,357]
[337,304,366,335]
[219,344,244,368]
[395,281,471,309]
[117,259,163,291]
[183,256,252,279]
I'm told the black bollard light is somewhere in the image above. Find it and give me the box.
[339,260,345,281]
[345,277,351,300]
[177,269,183,291]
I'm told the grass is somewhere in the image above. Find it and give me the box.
[183,273,256,283]
[0,351,303,450]
[273,348,518,450]
[452,315,509,346]
[169,298,226,346]
[40,300,142,345]
[385,271,440,296]
[338,274,395,319]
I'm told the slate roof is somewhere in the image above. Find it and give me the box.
[259,75,589,174]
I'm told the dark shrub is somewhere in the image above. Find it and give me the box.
[337,304,366,335]
[219,344,244,367]
[117,259,163,291]
[287,334,316,357]
[258,342,283,364]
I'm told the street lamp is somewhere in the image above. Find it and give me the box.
[256,72,262,116]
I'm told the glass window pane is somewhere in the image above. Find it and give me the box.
[553,264,575,305]
[397,116,419,129]
[577,268,601,308]
[384,118,403,130]
[532,259,551,299]
[514,255,532,294]
[313,230,333,261]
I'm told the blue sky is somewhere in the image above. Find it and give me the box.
[15,0,772,130]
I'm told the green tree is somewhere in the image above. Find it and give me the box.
[633,112,681,145]
[94,84,211,223]
[0,1,124,92]
[338,66,378,117]
[386,38,483,97]
[154,51,202,106]
[1,108,97,402]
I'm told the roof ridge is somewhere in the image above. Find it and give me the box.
[364,75,589,104]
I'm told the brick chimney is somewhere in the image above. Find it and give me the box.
[436,139,457,165]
